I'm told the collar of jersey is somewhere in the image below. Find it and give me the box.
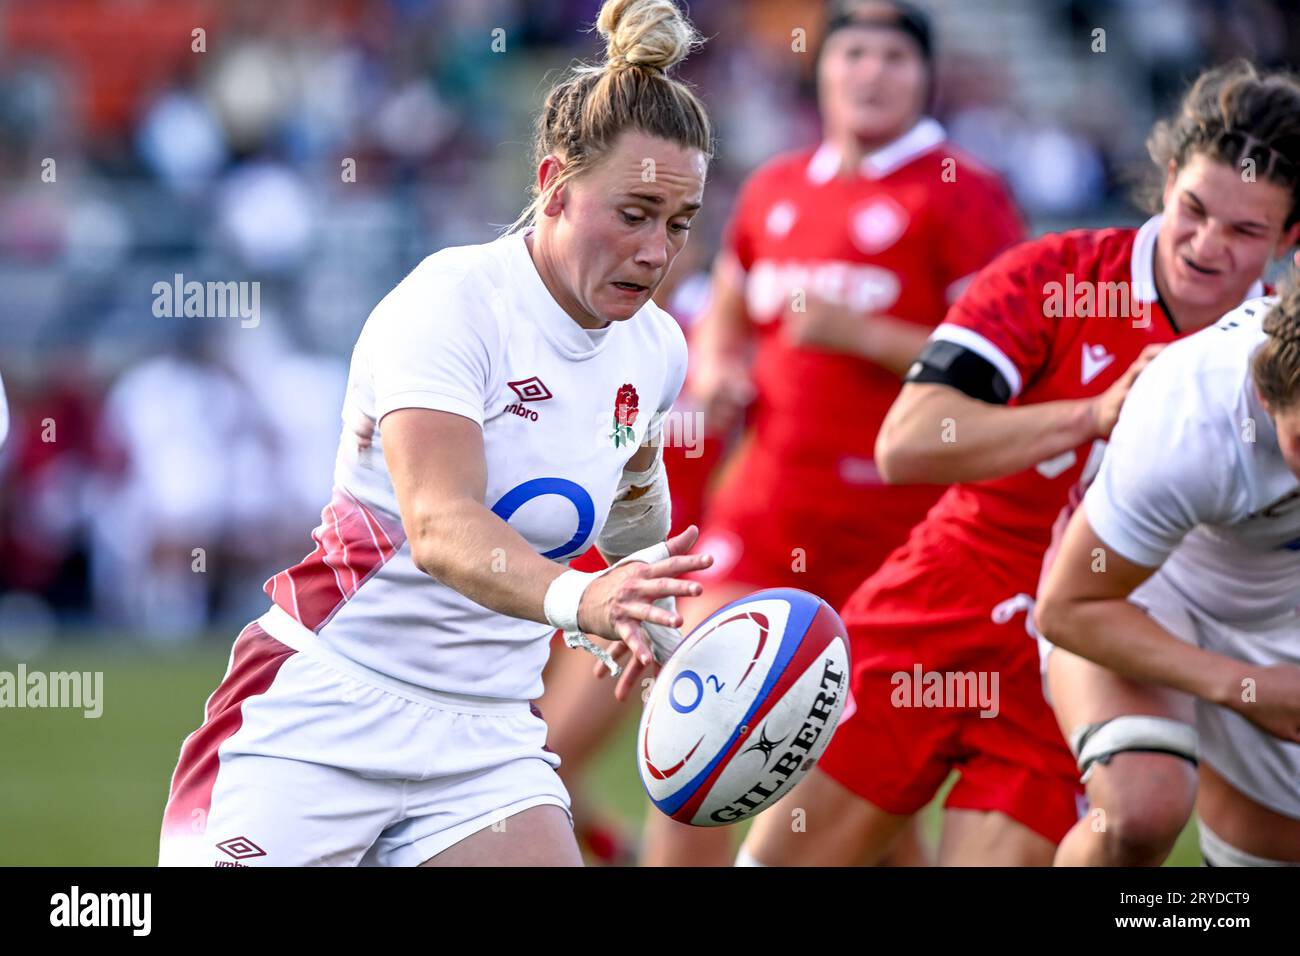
[806,116,946,184]
[507,230,618,361]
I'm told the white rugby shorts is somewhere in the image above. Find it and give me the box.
[159,610,571,866]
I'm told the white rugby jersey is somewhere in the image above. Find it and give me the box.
[1086,298,1300,624]
[259,230,688,700]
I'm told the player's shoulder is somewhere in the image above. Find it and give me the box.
[738,147,821,197]
[911,142,1005,189]
[1151,296,1273,388]
[1030,224,1136,271]
[633,298,688,360]
[1114,302,1269,457]
[967,224,1136,290]
[361,238,509,347]
[375,244,473,311]
[625,299,688,408]
[752,146,821,178]
[404,236,510,297]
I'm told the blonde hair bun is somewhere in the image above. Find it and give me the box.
[597,0,700,74]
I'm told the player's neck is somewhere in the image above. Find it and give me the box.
[830,119,921,176]
[524,230,609,331]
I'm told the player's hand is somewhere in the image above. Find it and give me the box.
[1226,663,1300,744]
[1088,344,1164,438]
[689,349,755,438]
[577,525,712,701]
[782,294,867,356]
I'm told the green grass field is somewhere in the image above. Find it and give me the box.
[0,643,1202,866]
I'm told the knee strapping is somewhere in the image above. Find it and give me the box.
[1069,715,1198,784]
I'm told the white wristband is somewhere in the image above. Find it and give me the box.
[546,540,681,676]
[543,568,599,634]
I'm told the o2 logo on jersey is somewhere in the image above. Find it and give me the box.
[490,478,595,560]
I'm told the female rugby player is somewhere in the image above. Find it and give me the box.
[1037,284,1300,867]
[159,0,714,867]
[739,61,1300,866]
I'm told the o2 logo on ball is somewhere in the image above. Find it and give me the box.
[645,670,726,781]
[642,609,770,782]
[669,671,725,714]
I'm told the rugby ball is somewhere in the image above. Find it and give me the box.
[637,588,850,827]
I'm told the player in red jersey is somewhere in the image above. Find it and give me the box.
[643,0,1025,866]
[1033,65,1300,867]
[738,61,1300,866]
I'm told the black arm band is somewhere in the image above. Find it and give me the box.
[905,339,1013,405]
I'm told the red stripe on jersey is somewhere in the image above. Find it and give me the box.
[263,488,407,632]
[161,622,295,836]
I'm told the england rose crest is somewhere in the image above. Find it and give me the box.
[611,383,639,447]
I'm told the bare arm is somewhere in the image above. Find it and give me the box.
[1035,504,1300,743]
[783,297,933,377]
[384,407,568,623]
[1035,505,1237,701]
[381,408,708,650]
[860,315,935,377]
[875,381,1097,484]
[875,343,1166,485]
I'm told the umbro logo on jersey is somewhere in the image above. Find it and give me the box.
[503,402,540,422]
[1081,343,1116,385]
[508,377,553,402]
[505,377,550,422]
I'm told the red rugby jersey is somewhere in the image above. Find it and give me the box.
[921,215,1266,574]
[723,118,1024,499]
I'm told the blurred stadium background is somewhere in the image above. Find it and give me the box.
[2,0,1297,865]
